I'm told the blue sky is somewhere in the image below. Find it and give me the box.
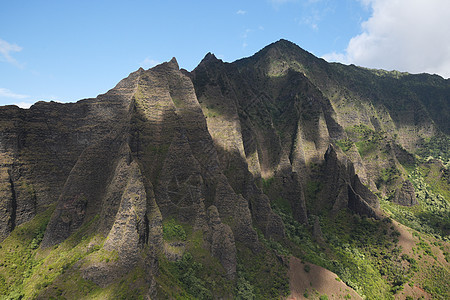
[1,0,449,108]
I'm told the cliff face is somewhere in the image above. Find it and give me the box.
[0,57,280,294]
[0,40,448,299]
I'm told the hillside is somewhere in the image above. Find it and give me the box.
[0,39,449,299]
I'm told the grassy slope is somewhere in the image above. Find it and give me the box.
[0,206,147,300]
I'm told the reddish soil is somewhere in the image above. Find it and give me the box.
[287,256,362,299]
[287,221,448,299]
[397,284,431,300]
[392,220,415,255]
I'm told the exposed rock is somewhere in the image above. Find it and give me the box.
[206,205,237,278]
[279,172,308,224]
[351,172,380,209]
[0,39,448,298]
[103,160,148,259]
[348,184,379,219]
[214,175,259,248]
[322,144,381,218]
[322,144,352,212]
[0,168,15,241]
[345,143,374,189]
[0,68,142,242]
[312,216,324,243]
[393,180,418,206]
[41,136,124,247]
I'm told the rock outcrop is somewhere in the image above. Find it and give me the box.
[206,205,236,278]
[393,180,418,206]
[0,39,448,299]
[322,145,381,218]
[40,59,276,282]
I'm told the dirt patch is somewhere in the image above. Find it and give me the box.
[396,284,431,300]
[288,256,362,299]
[392,220,415,255]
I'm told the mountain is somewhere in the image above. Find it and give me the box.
[0,39,449,299]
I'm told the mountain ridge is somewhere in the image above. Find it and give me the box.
[0,39,448,299]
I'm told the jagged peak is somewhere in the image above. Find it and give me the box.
[204,52,218,61]
[191,52,224,74]
[197,52,222,68]
[150,57,180,72]
[168,57,179,69]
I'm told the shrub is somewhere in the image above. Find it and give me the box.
[236,277,255,300]
[162,219,186,241]
[304,264,311,273]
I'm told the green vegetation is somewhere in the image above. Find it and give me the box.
[0,205,54,299]
[1,41,449,300]
[378,160,449,299]
[376,166,401,188]
[305,180,324,213]
[422,264,450,298]
[0,206,290,300]
[163,219,187,241]
[382,166,449,240]
[335,139,353,152]
[344,124,385,157]
[417,135,450,163]
[304,264,311,273]
[201,104,222,118]
[261,177,274,194]
[161,252,212,299]
[0,207,148,300]
[0,206,96,299]
[156,226,234,299]
[236,245,290,299]
[272,201,420,299]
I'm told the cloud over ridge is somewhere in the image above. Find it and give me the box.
[323,0,450,78]
[0,88,29,99]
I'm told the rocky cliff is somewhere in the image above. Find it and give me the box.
[0,40,448,299]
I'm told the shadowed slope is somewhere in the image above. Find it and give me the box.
[0,39,448,300]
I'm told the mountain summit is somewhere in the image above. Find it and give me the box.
[0,40,448,299]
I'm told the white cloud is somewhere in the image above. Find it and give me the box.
[0,38,23,68]
[14,101,34,109]
[140,57,160,69]
[323,0,450,78]
[0,88,29,99]
[300,12,320,30]
[236,9,246,15]
[321,51,346,62]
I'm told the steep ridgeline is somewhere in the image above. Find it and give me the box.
[0,58,284,298]
[0,40,449,299]
[190,47,386,223]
